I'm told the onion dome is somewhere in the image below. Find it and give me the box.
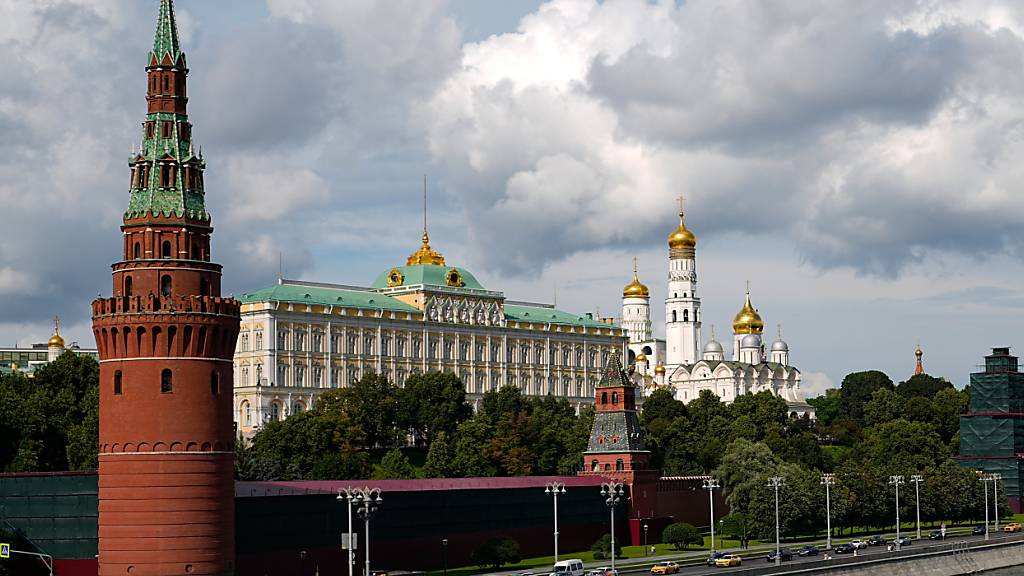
[654,364,666,375]
[741,333,761,348]
[48,316,65,349]
[771,339,789,352]
[703,339,724,354]
[732,290,764,334]
[636,353,648,363]
[622,264,650,298]
[667,208,697,250]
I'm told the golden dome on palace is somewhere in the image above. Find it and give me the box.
[654,364,666,374]
[732,291,764,334]
[406,232,446,266]
[622,272,650,298]
[667,211,697,250]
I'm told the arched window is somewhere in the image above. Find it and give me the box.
[200,278,209,296]
[161,369,173,393]
[293,403,304,414]
[162,241,171,258]
[671,310,677,322]
[616,459,624,471]
[271,402,280,422]
[161,275,172,297]
[163,75,169,92]
[124,276,133,297]
[612,391,619,405]
[592,460,599,471]
[210,371,220,395]
[601,391,608,405]
[114,370,123,395]
[683,309,689,322]
[133,243,141,259]
[244,402,251,426]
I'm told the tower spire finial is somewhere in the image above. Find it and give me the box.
[54,315,60,335]
[423,174,428,241]
[677,195,685,221]
[152,0,182,63]
[711,324,716,340]
[746,279,750,294]
[633,256,638,277]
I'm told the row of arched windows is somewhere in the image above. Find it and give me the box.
[113,368,220,396]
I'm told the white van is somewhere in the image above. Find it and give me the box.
[551,559,585,576]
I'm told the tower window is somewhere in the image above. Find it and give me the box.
[612,391,619,405]
[601,391,608,405]
[163,74,169,92]
[616,459,624,471]
[124,276,133,297]
[114,371,123,395]
[211,371,220,395]
[161,241,171,258]
[133,243,141,259]
[162,121,170,138]
[146,122,154,139]
[683,310,689,322]
[200,278,210,296]
[671,310,677,322]
[161,275,172,297]
[161,369,173,393]
[160,165,169,188]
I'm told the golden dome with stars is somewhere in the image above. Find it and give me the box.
[732,291,764,335]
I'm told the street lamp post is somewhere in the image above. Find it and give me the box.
[442,538,448,576]
[910,475,923,540]
[601,481,625,572]
[703,478,720,552]
[889,475,905,551]
[352,487,382,576]
[545,482,566,562]
[992,473,1002,532]
[981,472,990,541]
[337,488,357,576]
[643,524,649,556]
[821,474,835,550]
[767,476,784,566]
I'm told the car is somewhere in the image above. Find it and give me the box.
[706,552,727,566]
[867,535,887,546]
[929,530,944,540]
[797,545,819,557]
[1004,523,1023,533]
[849,539,868,550]
[589,569,618,576]
[551,559,586,576]
[650,562,679,575]
[973,525,987,535]
[766,548,794,562]
[834,543,855,554]
[715,554,743,567]
[894,536,913,547]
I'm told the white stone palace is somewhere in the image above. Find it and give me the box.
[621,202,814,419]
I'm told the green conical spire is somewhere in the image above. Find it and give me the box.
[151,0,183,64]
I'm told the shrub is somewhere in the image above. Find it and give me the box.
[470,537,521,568]
[590,533,623,559]
[662,522,703,550]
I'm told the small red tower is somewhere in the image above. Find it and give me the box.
[579,350,661,538]
[91,2,240,574]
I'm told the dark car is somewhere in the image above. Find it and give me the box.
[895,536,913,547]
[868,535,887,546]
[706,552,727,566]
[973,525,987,536]
[797,545,819,557]
[834,543,855,554]
[766,548,794,562]
[929,530,944,540]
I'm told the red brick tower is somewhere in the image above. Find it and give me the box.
[91,2,240,574]
[579,350,661,541]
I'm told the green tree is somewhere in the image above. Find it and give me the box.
[452,418,497,477]
[661,522,703,550]
[329,372,402,449]
[469,538,521,568]
[590,533,622,560]
[729,391,788,440]
[807,389,842,427]
[863,388,906,428]
[374,448,417,480]
[840,370,893,424]
[714,439,779,516]
[423,431,457,478]
[400,372,472,445]
[931,387,969,445]
[897,373,953,399]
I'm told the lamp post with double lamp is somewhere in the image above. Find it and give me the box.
[352,487,383,576]
[336,488,357,576]
[889,475,905,551]
[545,482,566,562]
[910,475,923,540]
[767,476,784,566]
[821,474,835,550]
[992,473,1002,532]
[703,478,720,552]
[601,481,625,572]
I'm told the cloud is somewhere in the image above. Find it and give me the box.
[421,0,1024,277]
[800,371,836,399]
[223,158,329,223]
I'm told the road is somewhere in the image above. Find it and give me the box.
[614,531,1022,576]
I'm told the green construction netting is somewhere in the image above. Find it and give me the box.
[960,416,1024,457]
[0,475,97,560]
[969,373,1024,413]
[958,458,1023,499]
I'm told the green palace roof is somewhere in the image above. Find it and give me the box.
[504,304,613,329]
[238,282,419,313]
[370,264,486,290]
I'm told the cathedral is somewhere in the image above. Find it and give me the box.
[621,203,815,419]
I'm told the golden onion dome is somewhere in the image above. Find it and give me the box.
[668,209,697,250]
[48,317,65,348]
[654,364,666,375]
[636,353,648,363]
[622,269,650,298]
[732,291,764,335]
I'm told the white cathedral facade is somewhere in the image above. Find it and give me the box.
[621,206,815,419]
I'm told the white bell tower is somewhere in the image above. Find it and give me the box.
[665,197,701,367]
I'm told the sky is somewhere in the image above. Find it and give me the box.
[2,0,1024,396]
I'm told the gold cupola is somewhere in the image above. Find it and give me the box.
[48,316,65,349]
[732,289,764,335]
[406,177,446,266]
[667,197,697,250]
[622,257,650,298]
